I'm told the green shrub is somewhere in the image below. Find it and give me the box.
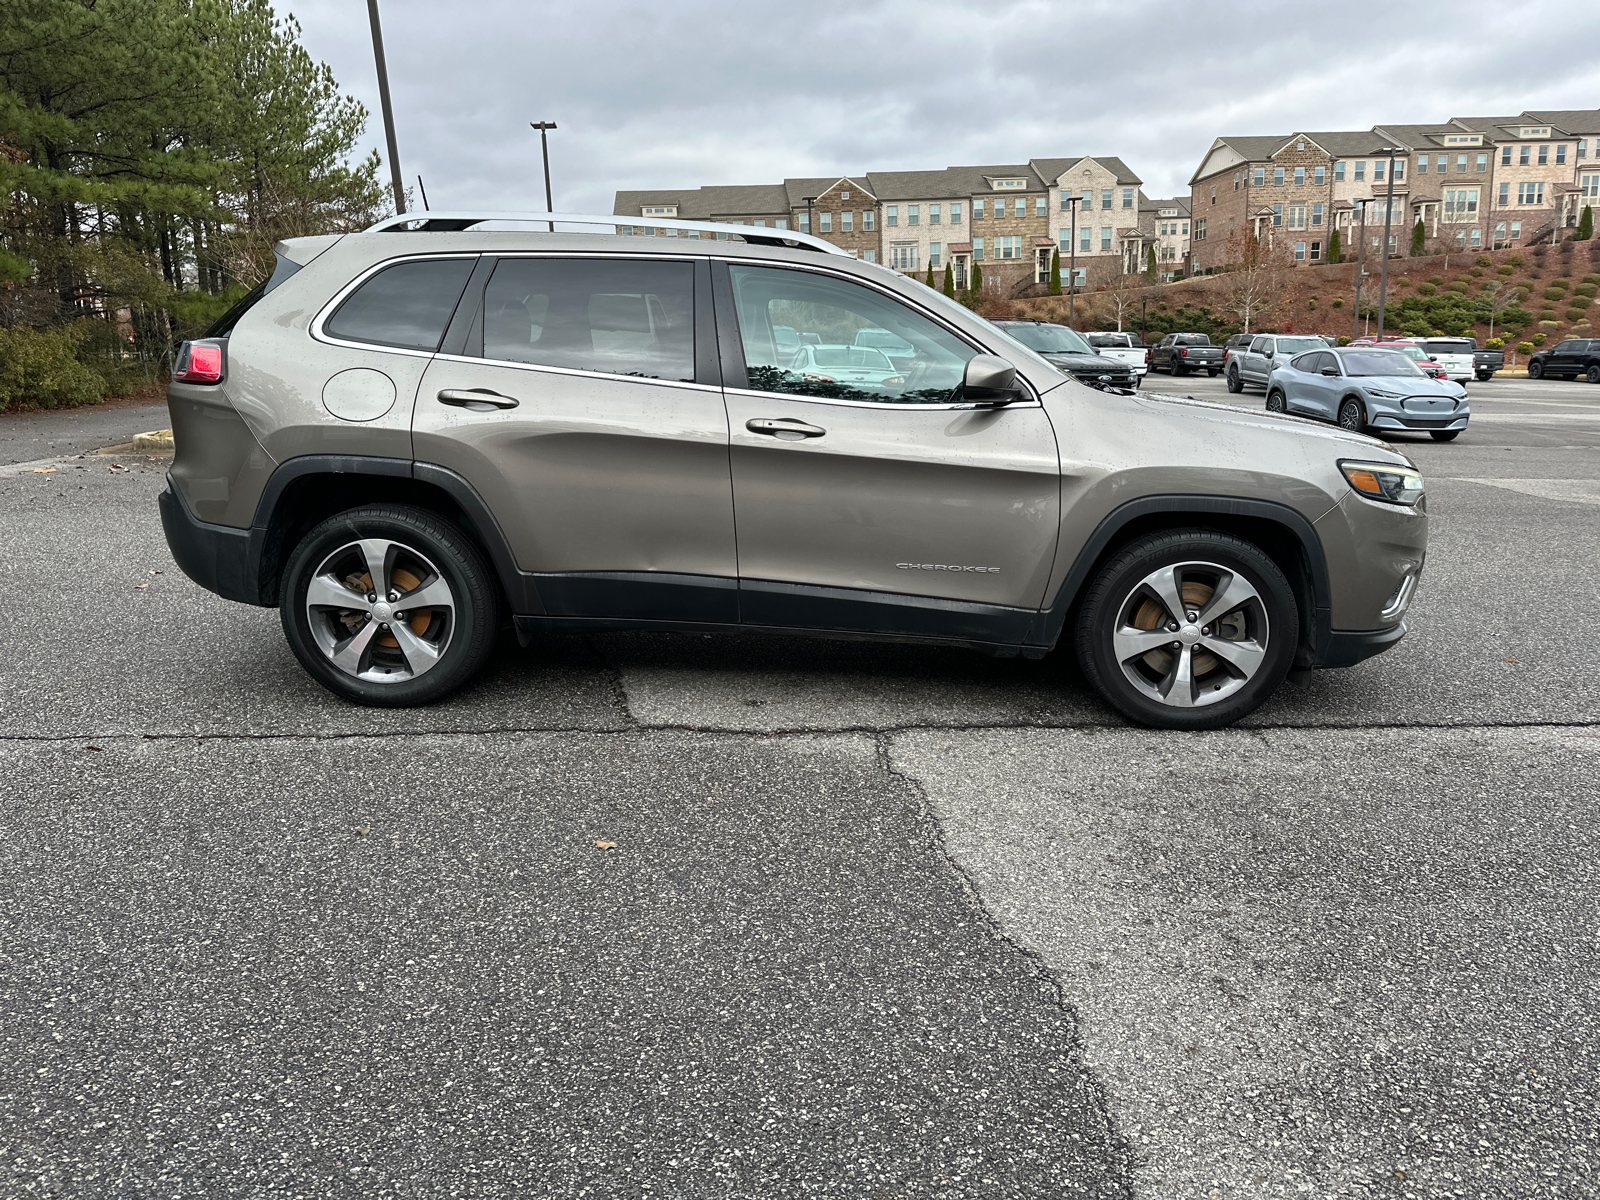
[0,324,107,412]
[1485,337,1504,349]
[1336,335,1352,346]
[1331,298,1343,308]
[1307,299,1317,310]
[1543,287,1567,301]
[1469,266,1484,277]
[1427,275,1443,285]
[1475,253,1493,267]
[1584,274,1600,286]
[1517,341,1534,354]
[1506,254,1525,268]
[1416,282,1437,296]
[1535,329,1552,341]
[1573,321,1592,331]
[1566,307,1587,322]
[1448,281,1470,294]
[1497,264,1514,275]
[1574,283,1597,299]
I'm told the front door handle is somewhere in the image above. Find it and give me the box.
[438,388,519,410]
[746,417,826,439]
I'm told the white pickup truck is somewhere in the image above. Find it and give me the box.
[1084,332,1149,382]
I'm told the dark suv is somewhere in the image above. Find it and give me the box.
[160,212,1428,729]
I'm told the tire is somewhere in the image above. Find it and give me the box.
[1587,365,1600,384]
[1174,363,1190,377]
[1528,360,1543,380]
[279,504,500,706]
[1266,389,1287,413]
[1429,430,1461,441]
[1208,368,1222,377]
[1226,366,1244,393]
[1476,371,1492,382]
[1075,529,1298,730]
[1338,397,1365,432]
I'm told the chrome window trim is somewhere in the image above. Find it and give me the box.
[722,385,1039,413]
[712,255,1043,409]
[431,352,712,393]
[311,252,483,356]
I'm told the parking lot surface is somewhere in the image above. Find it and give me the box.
[3,374,1597,1198]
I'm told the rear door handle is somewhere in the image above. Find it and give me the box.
[438,388,519,410]
[746,417,826,439]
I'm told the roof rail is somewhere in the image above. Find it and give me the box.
[361,210,850,256]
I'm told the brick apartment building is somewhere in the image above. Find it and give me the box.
[1189,109,1600,272]
[614,156,1155,295]
[1146,196,1191,277]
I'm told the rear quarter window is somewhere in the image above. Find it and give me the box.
[324,257,476,352]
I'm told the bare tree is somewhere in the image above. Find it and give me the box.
[1105,270,1145,332]
[1220,226,1294,333]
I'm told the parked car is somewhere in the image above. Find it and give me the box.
[787,343,906,391]
[1083,331,1149,381]
[1527,338,1600,383]
[994,320,1137,390]
[1414,336,1477,384]
[160,209,1427,730]
[853,327,916,364]
[1224,334,1331,393]
[1472,345,1504,381]
[1265,346,1469,440]
[1389,343,1450,380]
[1148,333,1223,376]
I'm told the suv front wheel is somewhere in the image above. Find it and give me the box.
[1075,530,1298,730]
[280,505,500,706]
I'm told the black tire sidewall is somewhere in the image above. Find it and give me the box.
[280,505,500,706]
[1529,362,1543,379]
[1266,390,1286,413]
[1430,430,1461,441]
[1339,399,1364,430]
[1075,530,1299,730]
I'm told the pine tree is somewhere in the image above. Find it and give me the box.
[925,262,935,288]
[943,262,954,297]
[1145,245,1158,282]
[968,262,984,307]
[1328,229,1342,264]
[1410,219,1425,256]
[1578,205,1594,241]
[1049,250,1061,295]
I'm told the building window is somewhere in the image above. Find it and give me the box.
[1355,161,1366,181]
[1538,145,1549,165]
[1579,139,1589,159]
[1294,166,1304,185]
[1417,155,1427,175]
[840,191,850,200]
[1582,174,1600,198]
[1374,161,1386,182]
[776,219,787,230]
[1287,204,1306,229]
[1253,167,1265,186]
[1502,146,1512,165]
[798,213,810,233]
[948,204,960,225]
[1211,187,1217,204]
[1476,153,1487,172]
[973,199,984,219]
[1454,154,1465,173]
[1444,188,1480,221]
[997,236,1021,259]
[1080,189,1092,211]
[1272,203,1282,226]
[1294,241,1306,261]
[1510,221,1521,239]
[890,242,917,271]
[1333,161,1345,181]
[863,249,875,263]
[1470,228,1482,247]
[1274,166,1285,186]
[1310,240,1321,260]
[1195,218,1207,240]
[1495,222,1506,243]
[841,211,853,232]
[1101,226,1112,250]
[1556,144,1567,165]
[929,204,941,225]
[753,219,766,228]
[1035,196,1047,216]
[1519,181,1545,205]
[863,210,875,231]
[1499,182,1510,207]
[1520,145,1530,165]
[1314,165,1325,185]
[1080,226,1091,252]
[929,242,941,267]
[819,212,831,232]
[1312,201,1323,226]
[907,205,919,226]
[1395,159,1405,181]
[1122,188,1133,208]
[885,206,897,227]
[972,237,984,261]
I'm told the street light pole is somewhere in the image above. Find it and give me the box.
[1065,194,1081,325]
[1353,199,1369,343]
[366,0,405,215]
[530,122,557,231]
[1375,147,1401,339]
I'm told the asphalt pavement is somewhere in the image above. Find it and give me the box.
[3,377,1598,1198]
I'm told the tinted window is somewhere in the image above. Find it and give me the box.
[1250,337,1269,354]
[1000,323,1093,354]
[482,258,694,382]
[1553,340,1580,352]
[1173,334,1210,346]
[1289,351,1322,372]
[1421,337,1476,353]
[325,258,475,351]
[1340,350,1425,377]
[1274,336,1326,355]
[729,265,976,404]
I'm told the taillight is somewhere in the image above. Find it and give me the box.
[1144,350,1151,362]
[1180,348,1189,357]
[175,340,225,384]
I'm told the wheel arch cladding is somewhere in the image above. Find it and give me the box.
[1031,495,1329,669]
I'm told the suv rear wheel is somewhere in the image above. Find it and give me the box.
[280,505,500,706]
[1226,365,1243,393]
[1075,530,1298,730]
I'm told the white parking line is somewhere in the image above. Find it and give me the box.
[1448,478,1600,505]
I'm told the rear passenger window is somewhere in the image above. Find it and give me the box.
[325,258,475,351]
[481,258,695,382]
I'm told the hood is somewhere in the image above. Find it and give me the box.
[1129,387,1414,464]
[1039,351,1129,373]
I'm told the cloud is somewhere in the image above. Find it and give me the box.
[291,0,1600,215]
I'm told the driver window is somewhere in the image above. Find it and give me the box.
[1250,336,1269,354]
[727,265,977,404]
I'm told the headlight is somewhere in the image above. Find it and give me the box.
[1340,460,1424,506]
[1363,387,1402,399]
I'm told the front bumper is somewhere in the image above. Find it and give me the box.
[1365,393,1469,431]
[1319,622,1407,668]
[158,475,263,605]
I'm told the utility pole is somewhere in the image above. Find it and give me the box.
[416,175,429,211]
[1375,147,1401,339]
[530,122,557,231]
[366,0,405,215]
[1352,199,1369,343]
[802,196,817,240]
[1065,194,1082,325]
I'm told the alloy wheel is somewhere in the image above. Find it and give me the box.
[1111,561,1269,709]
[1266,391,1287,413]
[304,538,456,682]
[1338,399,1364,430]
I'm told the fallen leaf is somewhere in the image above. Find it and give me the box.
[355,825,371,836]
[31,467,56,474]
[1504,657,1518,663]
[134,583,149,590]
[594,840,617,851]
[86,745,102,752]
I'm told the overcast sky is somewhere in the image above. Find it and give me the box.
[292,0,1600,216]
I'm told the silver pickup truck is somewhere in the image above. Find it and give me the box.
[1225,333,1331,394]
[1084,331,1149,382]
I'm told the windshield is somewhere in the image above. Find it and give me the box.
[912,284,1061,377]
[854,328,913,353]
[1275,336,1326,355]
[1086,333,1132,348]
[810,346,893,370]
[1001,323,1093,354]
[1341,350,1426,378]
[1422,338,1476,353]
[1396,346,1429,361]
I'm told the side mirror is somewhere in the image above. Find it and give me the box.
[963,355,1021,404]
[1320,366,1339,376]
[1263,348,1275,358]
